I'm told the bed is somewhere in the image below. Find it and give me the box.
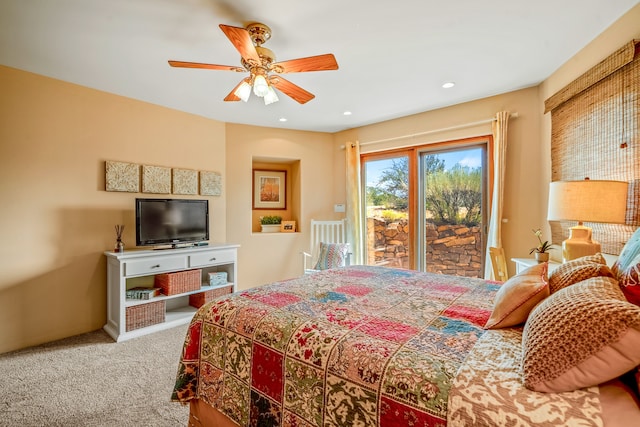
[171,257,640,426]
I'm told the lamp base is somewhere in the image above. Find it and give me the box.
[562,225,601,262]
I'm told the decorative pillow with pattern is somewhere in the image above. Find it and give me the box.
[484,262,549,329]
[313,242,349,270]
[613,227,640,306]
[549,253,613,294]
[521,275,640,393]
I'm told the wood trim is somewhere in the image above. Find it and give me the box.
[360,135,492,271]
[407,148,418,270]
[189,400,238,427]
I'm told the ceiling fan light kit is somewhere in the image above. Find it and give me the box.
[264,86,279,105]
[252,74,269,97]
[234,80,252,102]
[168,22,338,106]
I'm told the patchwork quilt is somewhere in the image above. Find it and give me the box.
[172,265,501,426]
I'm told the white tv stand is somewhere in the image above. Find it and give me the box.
[104,243,239,342]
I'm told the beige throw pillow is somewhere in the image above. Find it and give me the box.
[521,276,640,393]
[484,262,549,329]
[549,253,613,294]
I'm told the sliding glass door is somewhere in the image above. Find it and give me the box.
[362,138,489,277]
[363,153,412,268]
[418,146,487,276]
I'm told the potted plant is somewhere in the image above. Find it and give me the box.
[529,228,552,262]
[260,215,282,233]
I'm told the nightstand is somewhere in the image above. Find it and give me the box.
[511,258,561,275]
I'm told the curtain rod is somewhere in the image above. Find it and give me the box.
[342,112,518,149]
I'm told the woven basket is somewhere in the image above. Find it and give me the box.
[125,301,165,332]
[189,285,233,309]
[155,269,201,296]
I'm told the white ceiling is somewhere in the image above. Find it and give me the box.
[1,0,637,133]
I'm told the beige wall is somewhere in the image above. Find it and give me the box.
[333,87,543,273]
[225,124,341,288]
[0,66,227,354]
[331,3,640,273]
[1,4,637,354]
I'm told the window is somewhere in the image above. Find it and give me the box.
[362,137,490,277]
[363,152,412,268]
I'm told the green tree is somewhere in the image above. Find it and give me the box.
[424,154,445,175]
[372,155,444,210]
[367,154,483,224]
[377,158,409,209]
[366,185,388,206]
[425,164,481,225]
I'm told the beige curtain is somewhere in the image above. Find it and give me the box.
[484,111,510,279]
[346,141,364,264]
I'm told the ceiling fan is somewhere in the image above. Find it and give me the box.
[168,22,339,105]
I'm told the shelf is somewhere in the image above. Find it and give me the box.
[252,231,300,235]
[104,244,238,342]
[110,310,195,342]
[124,283,233,307]
[165,305,198,323]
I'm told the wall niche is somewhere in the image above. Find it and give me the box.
[251,157,300,233]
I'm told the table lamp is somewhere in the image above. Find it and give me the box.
[547,179,627,262]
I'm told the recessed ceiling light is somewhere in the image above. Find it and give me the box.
[279,117,287,122]
[343,111,352,116]
[442,82,455,89]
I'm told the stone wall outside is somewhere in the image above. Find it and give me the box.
[367,218,483,277]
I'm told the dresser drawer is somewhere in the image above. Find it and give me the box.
[124,255,188,277]
[190,249,236,267]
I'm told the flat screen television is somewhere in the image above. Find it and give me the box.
[135,198,209,248]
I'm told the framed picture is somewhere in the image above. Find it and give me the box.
[281,220,296,233]
[253,170,286,209]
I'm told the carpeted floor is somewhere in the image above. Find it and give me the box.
[0,324,190,427]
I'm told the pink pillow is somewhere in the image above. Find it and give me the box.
[484,262,549,329]
[599,378,640,426]
[614,228,640,306]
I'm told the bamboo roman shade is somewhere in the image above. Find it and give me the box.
[546,40,639,254]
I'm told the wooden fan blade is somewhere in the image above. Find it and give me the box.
[271,54,338,73]
[168,60,244,72]
[270,76,315,104]
[223,79,249,102]
[219,24,261,66]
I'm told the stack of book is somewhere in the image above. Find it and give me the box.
[208,272,228,287]
[126,287,161,300]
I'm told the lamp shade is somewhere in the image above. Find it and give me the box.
[548,179,628,262]
[547,180,628,224]
[234,81,252,102]
[263,85,279,105]
[253,74,269,97]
